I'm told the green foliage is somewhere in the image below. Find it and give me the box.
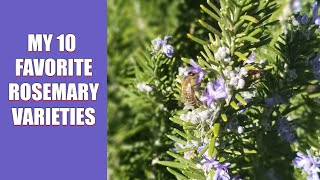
[155,0,320,179]
[108,0,320,179]
[107,0,180,179]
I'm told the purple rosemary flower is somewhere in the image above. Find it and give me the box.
[200,77,227,107]
[198,145,217,169]
[151,35,174,58]
[293,150,320,180]
[161,36,174,58]
[184,59,205,84]
[201,155,219,171]
[311,1,320,27]
[197,145,205,153]
[245,52,255,64]
[198,146,231,180]
[312,2,319,21]
[297,14,309,24]
[162,44,173,58]
[159,36,172,57]
[277,118,296,143]
[162,35,171,45]
[213,162,231,180]
[291,0,301,13]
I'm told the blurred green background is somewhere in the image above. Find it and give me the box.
[107,1,208,179]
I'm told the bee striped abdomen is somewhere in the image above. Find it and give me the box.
[181,72,199,108]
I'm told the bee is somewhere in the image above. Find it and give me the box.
[181,71,199,108]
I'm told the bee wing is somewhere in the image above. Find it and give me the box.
[182,83,193,98]
[185,83,193,93]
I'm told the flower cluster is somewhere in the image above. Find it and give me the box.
[180,108,212,125]
[312,2,320,27]
[293,1,320,27]
[175,58,234,178]
[175,49,255,178]
[293,149,320,180]
[175,141,199,160]
[198,146,231,180]
[223,67,248,90]
[215,46,231,63]
[136,82,152,92]
[151,35,174,58]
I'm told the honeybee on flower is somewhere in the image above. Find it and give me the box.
[181,59,205,108]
